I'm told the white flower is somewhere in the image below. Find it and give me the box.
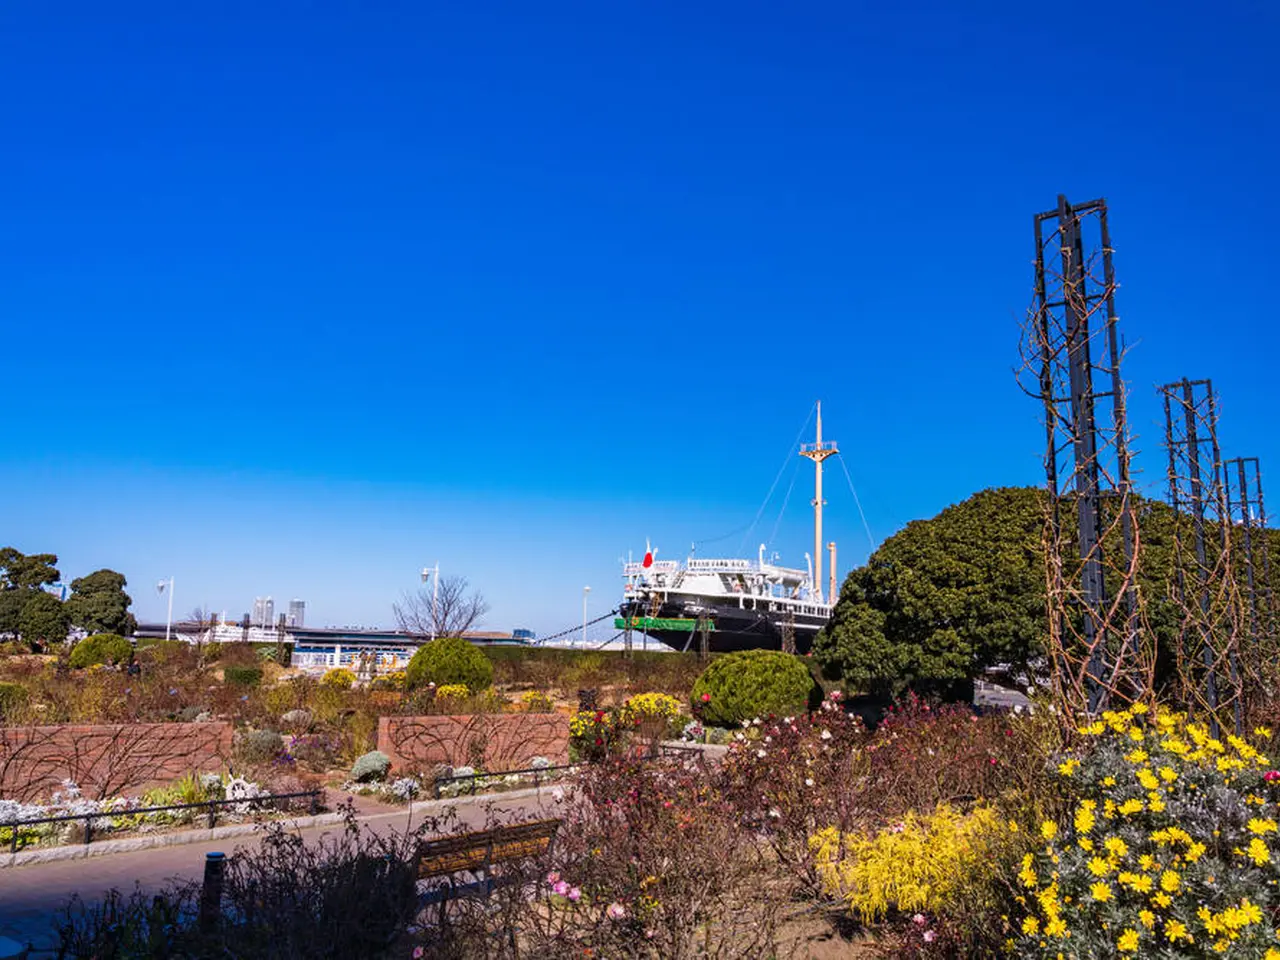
[820,729,832,740]
[783,716,794,725]
[756,749,767,759]
[764,736,772,744]
[551,787,565,802]
[1014,704,1024,714]
[805,778,814,787]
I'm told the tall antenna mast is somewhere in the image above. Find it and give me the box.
[800,402,838,603]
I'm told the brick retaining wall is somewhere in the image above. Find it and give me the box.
[0,721,233,802]
[377,714,569,772]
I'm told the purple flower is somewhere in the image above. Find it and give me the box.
[553,881,569,896]
[546,871,560,885]
[923,930,936,943]
[567,886,581,902]
[606,902,626,920]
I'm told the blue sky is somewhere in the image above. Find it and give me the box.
[1,1,1276,636]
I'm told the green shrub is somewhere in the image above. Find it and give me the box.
[351,750,390,783]
[0,681,29,718]
[239,729,284,764]
[690,650,820,726]
[321,668,357,689]
[224,665,264,688]
[405,637,493,692]
[68,633,132,668]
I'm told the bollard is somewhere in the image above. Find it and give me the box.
[199,851,226,933]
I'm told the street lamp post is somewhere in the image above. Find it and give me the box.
[421,564,440,641]
[582,585,591,647]
[156,577,175,642]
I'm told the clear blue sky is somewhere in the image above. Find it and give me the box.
[2,1,1276,636]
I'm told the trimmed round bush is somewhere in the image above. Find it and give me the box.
[320,668,356,689]
[351,750,391,783]
[223,665,263,688]
[690,650,821,726]
[0,681,29,718]
[405,637,493,692]
[68,633,132,668]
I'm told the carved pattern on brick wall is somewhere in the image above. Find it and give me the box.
[0,721,233,802]
[378,714,569,773]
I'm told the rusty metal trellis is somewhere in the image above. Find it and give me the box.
[1160,378,1243,736]
[1018,194,1151,721]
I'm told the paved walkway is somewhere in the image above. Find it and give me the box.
[0,791,553,954]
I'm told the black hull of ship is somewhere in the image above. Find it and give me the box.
[619,599,827,655]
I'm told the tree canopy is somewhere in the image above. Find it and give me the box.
[18,590,69,646]
[66,569,136,636]
[813,486,1046,697]
[0,547,60,591]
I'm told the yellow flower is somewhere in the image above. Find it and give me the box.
[1246,837,1270,866]
[1153,892,1173,908]
[1103,775,1117,787]
[1247,818,1278,835]
[1129,873,1153,893]
[1164,919,1190,943]
[1239,899,1263,925]
[1138,909,1155,929]
[1022,916,1040,936]
[1148,796,1167,813]
[1077,837,1094,852]
[1088,857,1111,877]
[1159,870,1180,893]
[1057,757,1080,776]
[1075,806,1096,833]
[1136,768,1160,790]
[1045,917,1067,937]
[1253,726,1272,740]
[1117,929,1140,953]
[1082,720,1106,736]
[1104,836,1129,858]
[1040,821,1058,840]
[1125,748,1149,764]
[1139,854,1157,871]
[1158,766,1177,782]
[1131,703,1149,715]
[1090,882,1112,902]
[1118,798,1144,816]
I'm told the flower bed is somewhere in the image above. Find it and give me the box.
[0,774,312,852]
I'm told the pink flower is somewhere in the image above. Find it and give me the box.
[414,949,425,959]
[701,693,711,702]
[553,881,570,896]
[606,902,627,920]
[546,871,560,885]
[568,886,582,902]
[923,930,936,943]
[912,914,926,925]
[1266,771,1280,783]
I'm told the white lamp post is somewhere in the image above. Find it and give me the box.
[582,585,591,647]
[421,563,439,641]
[156,577,175,642]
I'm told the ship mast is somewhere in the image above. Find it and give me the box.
[799,402,838,603]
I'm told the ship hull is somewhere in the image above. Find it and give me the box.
[618,599,827,655]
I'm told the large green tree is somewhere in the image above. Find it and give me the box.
[813,484,1280,698]
[0,547,60,591]
[18,590,69,646]
[814,486,1046,697]
[66,569,136,636]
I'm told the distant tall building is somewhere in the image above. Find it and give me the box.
[252,596,275,627]
[287,599,306,628]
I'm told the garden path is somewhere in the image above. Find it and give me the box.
[0,792,553,955]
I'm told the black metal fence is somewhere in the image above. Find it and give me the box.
[2,789,323,854]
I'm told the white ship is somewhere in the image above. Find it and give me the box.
[616,404,842,654]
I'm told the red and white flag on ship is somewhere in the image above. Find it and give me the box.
[642,540,655,568]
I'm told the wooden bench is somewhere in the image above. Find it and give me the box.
[416,818,561,912]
